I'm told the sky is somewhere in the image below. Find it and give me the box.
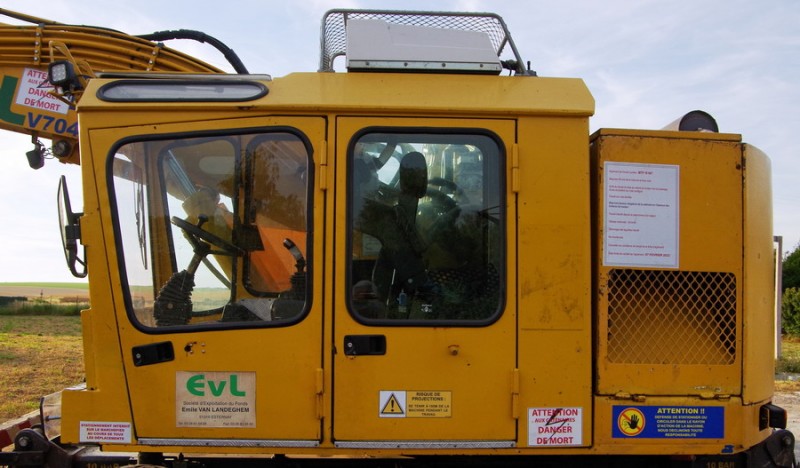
[0,0,798,282]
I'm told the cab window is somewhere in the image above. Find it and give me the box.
[111,130,311,329]
[348,131,505,323]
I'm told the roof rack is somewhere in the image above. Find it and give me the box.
[319,9,532,75]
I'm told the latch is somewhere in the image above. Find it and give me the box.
[344,335,386,355]
[132,341,174,366]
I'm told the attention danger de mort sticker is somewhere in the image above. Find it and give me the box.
[528,407,583,446]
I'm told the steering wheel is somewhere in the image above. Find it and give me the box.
[171,216,243,256]
[427,177,469,206]
[420,178,468,240]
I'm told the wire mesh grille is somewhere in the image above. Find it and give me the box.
[606,269,737,365]
[319,10,519,72]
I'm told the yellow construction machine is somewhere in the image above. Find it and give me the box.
[0,7,793,468]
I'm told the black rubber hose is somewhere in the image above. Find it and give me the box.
[137,29,249,74]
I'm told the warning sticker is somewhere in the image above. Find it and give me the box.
[379,391,451,418]
[612,406,724,438]
[79,421,132,444]
[14,68,70,115]
[176,371,256,428]
[380,392,406,417]
[617,407,645,436]
[528,407,583,446]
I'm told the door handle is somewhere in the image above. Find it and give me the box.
[344,335,386,356]
[132,341,174,366]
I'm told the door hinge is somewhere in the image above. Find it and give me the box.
[318,140,328,191]
[315,367,324,420]
[614,392,646,402]
[511,368,520,419]
[511,143,520,193]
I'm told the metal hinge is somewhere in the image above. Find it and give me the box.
[318,140,328,191]
[511,368,520,419]
[315,368,324,419]
[614,392,647,402]
[511,144,520,193]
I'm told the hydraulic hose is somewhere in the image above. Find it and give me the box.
[137,29,249,74]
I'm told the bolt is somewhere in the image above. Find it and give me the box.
[17,435,32,449]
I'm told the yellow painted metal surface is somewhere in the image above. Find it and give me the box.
[592,131,744,397]
[741,144,776,405]
[77,73,594,118]
[515,116,593,447]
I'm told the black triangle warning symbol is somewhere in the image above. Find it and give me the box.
[381,393,404,415]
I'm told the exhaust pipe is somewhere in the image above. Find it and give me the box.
[663,110,719,132]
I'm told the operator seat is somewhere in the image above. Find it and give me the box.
[371,151,431,304]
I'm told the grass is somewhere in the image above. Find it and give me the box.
[777,337,800,373]
[0,316,83,422]
[0,296,88,317]
[776,336,800,391]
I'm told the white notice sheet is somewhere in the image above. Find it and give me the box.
[603,162,679,268]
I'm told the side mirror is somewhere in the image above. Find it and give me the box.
[57,176,87,278]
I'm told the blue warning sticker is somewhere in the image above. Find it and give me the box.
[612,406,724,439]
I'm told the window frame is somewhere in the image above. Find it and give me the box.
[108,126,315,334]
[345,126,507,328]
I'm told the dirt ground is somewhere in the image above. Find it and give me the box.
[772,391,800,460]
[0,284,88,300]
[775,391,800,429]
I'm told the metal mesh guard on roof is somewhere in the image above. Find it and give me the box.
[319,9,521,72]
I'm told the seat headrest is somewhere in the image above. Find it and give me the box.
[399,151,427,199]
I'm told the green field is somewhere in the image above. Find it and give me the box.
[0,316,84,422]
[0,282,89,289]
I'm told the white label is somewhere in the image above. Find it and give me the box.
[528,407,583,446]
[176,371,256,428]
[14,68,70,114]
[79,421,132,444]
[379,390,407,418]
[603,162,679,268]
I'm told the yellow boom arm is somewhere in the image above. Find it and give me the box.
[0,8,225,164]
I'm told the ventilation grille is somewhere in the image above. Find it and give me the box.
[607,269,737,365]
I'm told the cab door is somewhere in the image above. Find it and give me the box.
[332,117,517,446]
[94,116,326,445]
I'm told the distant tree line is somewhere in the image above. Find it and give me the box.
[0,295,85,316]
[0,296,26,306]
[781,243,800,335]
